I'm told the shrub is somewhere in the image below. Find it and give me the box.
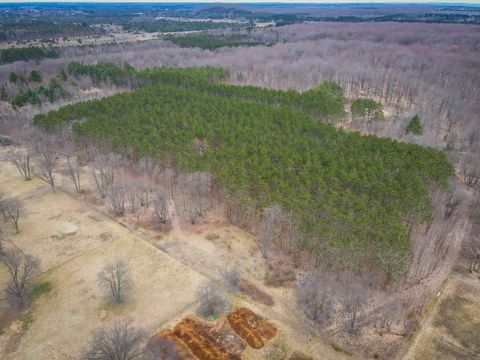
[29,281,52,302]
[197,281,230,319]
[29,70,42,83]
[351,98,384,120]
[406,115,423,135]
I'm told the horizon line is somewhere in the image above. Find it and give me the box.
[0,1,479,5]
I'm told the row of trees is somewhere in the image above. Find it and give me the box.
[0,47,58,65]
[163,33,261,50]
[0,191,38,309]
[6,126,217,231]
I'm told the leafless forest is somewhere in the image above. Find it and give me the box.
[1,20,479,360]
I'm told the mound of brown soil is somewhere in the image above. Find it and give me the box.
[227,307,277,349]
[173,317,231,360]
[147,308,275,359]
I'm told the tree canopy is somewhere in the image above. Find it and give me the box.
[0,47,58,64]
[406,115,423,135]
[351,98,384,121]
[34,66,453,278]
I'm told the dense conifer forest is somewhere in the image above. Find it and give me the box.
[34,66,453,279]
[163,34,262,49]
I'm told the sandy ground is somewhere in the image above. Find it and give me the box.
[400,271,480,360]
[0,148,352,359]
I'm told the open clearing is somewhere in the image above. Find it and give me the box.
[402,272,480,360]
[0,149,352,359]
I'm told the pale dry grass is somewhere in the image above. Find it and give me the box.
[402,272,480,360]
[0,148,351,360]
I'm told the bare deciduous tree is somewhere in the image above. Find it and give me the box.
[0,226,6,255]
[220,264,240,292]
[84,318,144,360]
[107,183,127,216]
[197,280,229,318]
[4,197,22,233]
[181,195,200,225]
[463,164,479,188]
[469,243,480,273]
[126,181,138,214]
[376,300,397,334]
[445,191,462,218]
[143,336,178,360]
[152,188,167,225]
[90,153,119,199]
[135,180,152,208]
[343,283,366,335]
[297,271,336,326]
[0,190,8,221]
[62,139,83,193]
[258,204,293,258]
[466,199,480,273]
[1,249,39,308]
[29,131,58,191]
[177,172,213,225]
[65,154,82,193]
[97,259,130,304]
[8,148,32,181]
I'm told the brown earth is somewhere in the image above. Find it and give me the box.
[227,307,277,350]
[148,307,276,360]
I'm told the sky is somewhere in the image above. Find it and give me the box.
[0,0,479,4]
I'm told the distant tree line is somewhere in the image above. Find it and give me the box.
[0,47,59,65]
[124,19,233,33]
[163,34,263,50]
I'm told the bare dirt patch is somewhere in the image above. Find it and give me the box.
[149,307,276,360]
[238,279,274,307]
[227,307,276,349]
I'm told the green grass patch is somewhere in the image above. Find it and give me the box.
[20,311,34,332]
[29,281,52,303]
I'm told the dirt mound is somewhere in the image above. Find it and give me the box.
[173,317,231,360]
[227,307,277,349]
[211,317,246,356]
[147,309,276,359]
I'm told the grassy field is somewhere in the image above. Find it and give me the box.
[403,273,480,360]
[0,148,353,360]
